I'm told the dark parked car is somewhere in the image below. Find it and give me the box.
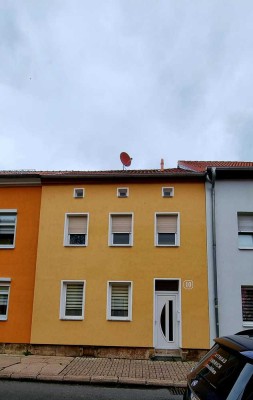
[184,329,253,400]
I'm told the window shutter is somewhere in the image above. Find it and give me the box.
[111,284,129,315]
[157,215,177,233]
[68,216,87,234]
[238,215,253,232]
[65,283,83,316]
[111,215,132,233]
[241,286,253,322]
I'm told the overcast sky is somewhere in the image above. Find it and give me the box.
[1,1,253,171]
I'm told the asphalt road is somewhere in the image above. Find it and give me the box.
[0,380,184,400]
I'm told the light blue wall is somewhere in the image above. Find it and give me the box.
[206,179,253,344]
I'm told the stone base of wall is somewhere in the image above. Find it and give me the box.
[0,343,208,361]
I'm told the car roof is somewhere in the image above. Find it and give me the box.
[215,332,253,353]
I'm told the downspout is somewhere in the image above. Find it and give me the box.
[206,167,219,337]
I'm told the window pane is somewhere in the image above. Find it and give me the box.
[0,233,14,245]
[158,233,175,245]
[65,283,83,317]
[69,234,86,245]
[0,286,9,317]
[239,234,253,247]
[111,284,129,317]
[242,286,253,322]
[113,233,130,245]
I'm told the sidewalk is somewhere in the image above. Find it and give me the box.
[0,354,195,388]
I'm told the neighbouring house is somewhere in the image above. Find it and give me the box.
[29,168,210,359]
[178,161,253,346]
[0,172,41,349]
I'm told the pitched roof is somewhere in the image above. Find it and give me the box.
[178,161,253,172]
[0,168,202,177]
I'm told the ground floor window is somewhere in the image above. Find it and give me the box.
[107,281,132,321]
[0,281,10,321]
[60,281,85,320]
[241,285,253,326]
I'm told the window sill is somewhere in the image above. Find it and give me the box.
[107,318,131,322]
[243,322,253,327]
[60,317,84,321]
[0,246,15,249]
[64,244,87,247]
[109,244,132,247]
[0,317,7,321]
[156,244,179,247]
[239,247,253,250]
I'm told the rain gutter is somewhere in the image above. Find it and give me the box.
[207,167,219,338]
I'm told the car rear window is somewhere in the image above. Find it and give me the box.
[190,344,253,399]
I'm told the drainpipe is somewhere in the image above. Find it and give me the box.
[206,168,219,338]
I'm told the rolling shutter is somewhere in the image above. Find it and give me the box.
[111,215,132,233]
[238,215,253,232]
[68,216,87,234]
[157,215,177,233]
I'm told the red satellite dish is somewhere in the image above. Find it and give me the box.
[120,152,132,168]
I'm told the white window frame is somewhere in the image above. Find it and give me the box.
[162,187,174,198]
[64,213,89,247]
[107,281,133,321]
[155,212,180,247]
[109,213,133,247]
[0,278,11,321]
[238,213,253,250]
[73,188,85,198]
[117,187,129,198]
[0,209,17,249]
[60,280,85,320]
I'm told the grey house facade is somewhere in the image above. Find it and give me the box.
[179,161,253,347]
[206,167,253,344]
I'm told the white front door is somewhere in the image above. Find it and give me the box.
[155,293,179,349]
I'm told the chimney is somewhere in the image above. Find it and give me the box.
[160,158,164,171]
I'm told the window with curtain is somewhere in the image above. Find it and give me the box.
[107,282,132,320]
[156,213,179,246]
[60,281,85,320]
[65,214,88,246]
[241,286,253,324]
[238,213,253,248]
[0,283,10,320]
[0,211,17,248]
[110,214,133,246]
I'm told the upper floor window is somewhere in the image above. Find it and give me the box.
[109,213,133,246]
[73,188,85,198]
[60,280,85,320]
[117,188,129,198]
[155,213,180,246]
[64,213,89,246]
[0,280,11,321]
[162,187,174,198]
[0,210,17,249]
[238,213,253,249]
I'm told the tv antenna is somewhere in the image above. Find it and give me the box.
[120,152,132,170]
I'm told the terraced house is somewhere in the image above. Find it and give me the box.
[0,166,210,359]
[30,167,209,359]
[0,172,41,349]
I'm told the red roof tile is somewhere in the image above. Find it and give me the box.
[178,161,253,172]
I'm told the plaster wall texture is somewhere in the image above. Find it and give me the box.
[31,181,209,350]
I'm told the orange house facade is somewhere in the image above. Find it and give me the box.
[30,169,210,359]
[0,174,41,346]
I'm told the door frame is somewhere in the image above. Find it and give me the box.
[153,278,182,349]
